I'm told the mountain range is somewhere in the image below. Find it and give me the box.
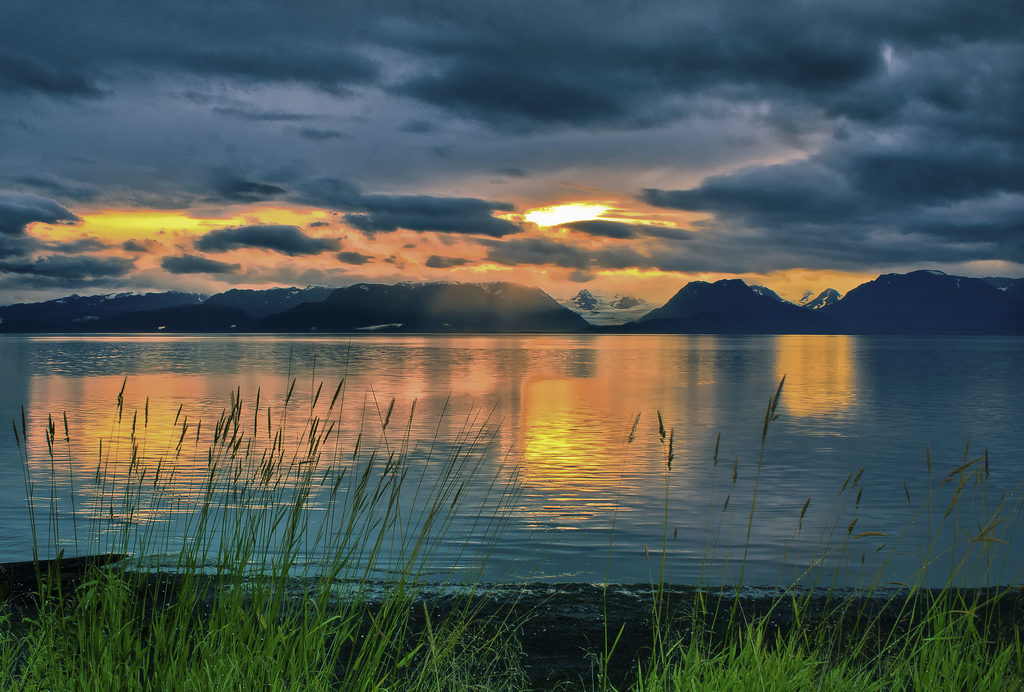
[561,289,649,326]
[1,271,1022,334]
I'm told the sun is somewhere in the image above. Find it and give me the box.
[524,202,610,227]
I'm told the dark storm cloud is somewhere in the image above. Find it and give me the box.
[122,240,151,253]
[298,128,348,142]
[401,66,631,130]
[48,237,110,253]
[0,235,36,259]
[564,220,636,239]
[336,251,374,265]
[483,237,654,271]
[565,220,694,241]
[399,120,436,134]
[387,3,883,131]
[0,255,134,279]
[292,178,521,237]
[0,55,104,97]
[0,194,80,236]
[641,123,1024,269]
[291,177,364,209]
[638,35,1024,270]
[209,178,286,204]
[208,175,287,203]
[2,1,379,98]
[197,225,342,255]
[212,106,319,122]
[388,1,1024,131]
[344,195,519,237]
[12,175,99,203]
[424,255,470,268]
[161,254,240,275]
[196,225,339,256]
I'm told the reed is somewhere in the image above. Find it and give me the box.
[2,376,1022,690]
[3,378,526,690]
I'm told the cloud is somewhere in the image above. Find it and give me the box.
[291,177,363,209]
[483,237,654,271]
[633,36,1024,271]
[425,254,470,268]
[562,219,692,240]
[47,237,110,253]
[0,54,103,97]
[122,239,155,253]
[0,193,81,236]
[641,124,1024,270]
[298,128,347,141]
[4,1,1024,279]
[293,178,522,237]
[386,2,897,131]
[210,176,286,203]
[211,106,319,121]
[196,225,339,255]
[336,251,373,265]
[563,220,637,239]
[2,3,380,99]
[401,66,631,130]
[344,195,519,237]
[12,174,98,202]
[161,254,241,275]
[399,120,436,134]
[0,255,134,279]
[0,235,37,259]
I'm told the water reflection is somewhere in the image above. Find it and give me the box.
[1,334,1021,586]
[773,335,858,421]
[518,377,636,530]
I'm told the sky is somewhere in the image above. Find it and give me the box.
[1,0,1022,305]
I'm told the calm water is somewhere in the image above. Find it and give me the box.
[1,334,1022,587]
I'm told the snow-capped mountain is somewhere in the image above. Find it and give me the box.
[749,285,786,302]
[568,289,600,311]
[610,295,646,309]
[798,288,842,310]
[561,290,650,325]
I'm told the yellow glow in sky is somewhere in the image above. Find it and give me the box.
[524,202,610,227]
[50,207,334,242]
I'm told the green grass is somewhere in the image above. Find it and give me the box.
[2,377,1023,690]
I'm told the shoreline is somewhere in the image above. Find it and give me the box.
[5,555,1022,689]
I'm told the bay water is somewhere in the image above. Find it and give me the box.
[1,333,1021,587]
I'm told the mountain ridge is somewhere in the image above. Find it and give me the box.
[2,272,1022,334]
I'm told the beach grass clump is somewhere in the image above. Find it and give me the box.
[2,377,527,690]
[616,377,1024,691]
[2,375,1023,690]
[627,589,1024,691]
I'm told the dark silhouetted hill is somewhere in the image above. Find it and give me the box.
[204,287,334,318]
[631,279,829,333]
[267,282,589,332]
[820,270,1023,334]
[0,292,204,332]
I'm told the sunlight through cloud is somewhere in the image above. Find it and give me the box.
[524,202,610,227]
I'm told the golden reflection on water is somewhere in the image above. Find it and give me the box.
[516,376,652,530]
[772,335,858,420]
